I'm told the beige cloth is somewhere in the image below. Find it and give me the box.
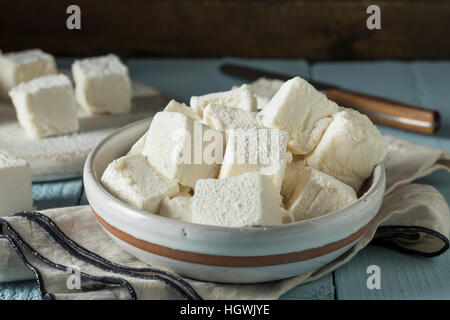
[0,136,449,300]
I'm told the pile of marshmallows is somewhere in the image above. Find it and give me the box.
[0,49,132,139]
[0,49,132,217]
[101,77,388,228]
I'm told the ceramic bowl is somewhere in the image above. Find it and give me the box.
[84,118,386,284]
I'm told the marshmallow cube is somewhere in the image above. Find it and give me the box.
[143,112,224,188]
[72,54,132,115]
[9,74,79,138]
[260,76,339,155]
[0,150,33,217]
[0,49,57,97]
[192,173,282,227]
[306,109,387,192]
[218,128,289,192]
[288,166,357,221]
[101,154,179,213]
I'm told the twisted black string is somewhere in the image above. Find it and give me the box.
[14,211,202,300]
[11,211,202,300]
[0,217,137,300]
[17,214,195,300]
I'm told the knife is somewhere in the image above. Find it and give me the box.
[220,63,440,135]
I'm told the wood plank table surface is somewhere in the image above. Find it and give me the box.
[1,58,449,300]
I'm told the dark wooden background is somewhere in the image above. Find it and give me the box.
[1,0,449,60]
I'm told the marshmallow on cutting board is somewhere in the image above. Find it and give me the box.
[9,74,79,139]
[101,154,179,213]
[0,78,167,181]
[287,166,357,221]
[0,150,33,217]
[306,108,387,192]
[190,84,257,117]
[260,76,339,155]
[192,172,282,227]
[72,54,132,115]
[0,49,57,97]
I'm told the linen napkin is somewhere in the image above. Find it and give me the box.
[0,136,448,300]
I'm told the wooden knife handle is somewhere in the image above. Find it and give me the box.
[325,88,440,135]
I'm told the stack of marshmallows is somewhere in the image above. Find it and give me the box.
[101,77,387,228]
[0,49,132,217]
[1,49,132,139]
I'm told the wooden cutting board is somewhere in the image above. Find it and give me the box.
[0,81,169,182]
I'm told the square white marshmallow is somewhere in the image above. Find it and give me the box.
[306,109,387,192]
[192,172,282,227]
[159,193,193,222]
[101,154,179,213]
[202,104,261,132]
[9,74,79,138]
[218,128,289,192]
[164,100,201,121]
[143,112,224,188]
[0,150,33,217]
[190,84,257,117]
[72,54,132,115]
[0,49,57,97]
[260,76,339,155]
[288,166,357,221]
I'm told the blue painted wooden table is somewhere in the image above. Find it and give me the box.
[1,58,449,300]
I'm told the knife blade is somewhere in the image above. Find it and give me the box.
[220,63,440,135]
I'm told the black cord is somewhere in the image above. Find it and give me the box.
[16,211,201,300]
[0,217,137,300]
[10,211,202,300]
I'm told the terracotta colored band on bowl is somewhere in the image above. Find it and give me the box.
[92,208,376,268]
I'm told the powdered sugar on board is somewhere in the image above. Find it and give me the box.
[0,81,169,181]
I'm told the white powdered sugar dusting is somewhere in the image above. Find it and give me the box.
[1,49,54,65]
[9,74,72,95]
[73,54,128,78]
